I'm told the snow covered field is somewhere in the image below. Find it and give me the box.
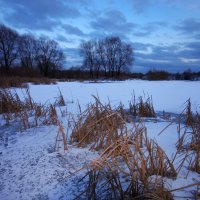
[15,80,200,113]
[1,80,200,200]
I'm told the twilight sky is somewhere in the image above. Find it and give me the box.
[0,0,200,72]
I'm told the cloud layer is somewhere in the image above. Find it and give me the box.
[0,0,199,72]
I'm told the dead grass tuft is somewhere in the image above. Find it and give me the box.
[1,88,63,129]
[129,94,156,118]
[189,115,200,173]
[76,132,175,199]
[0,88,68,151]
[0,77,28,88]
[70,96,127,150]
[176,99,200,174]
[71,97,177,199]
[0,89,22,114]
[55,121,68,152]
[185,98,193,126]
[0,76,56,88]
[55,89,65,106]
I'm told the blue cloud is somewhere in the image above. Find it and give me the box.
[0,0,199,71]
[62,24,86,37]
[133,42,200,72]
[90,10,136,36]
[0,0,80,30]
[175,18,200,35]
[133,21,168,37]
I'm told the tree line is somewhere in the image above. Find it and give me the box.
[80,37,134,78]
[0,24,65,77]
[0,24,134,78]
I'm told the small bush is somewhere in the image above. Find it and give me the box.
[0,76,56,88]
[0,77,28,88]
[146,70,169,80]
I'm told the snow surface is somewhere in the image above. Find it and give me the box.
[0,124,98,200]
[15,80,200,114]
[1,80,200,199]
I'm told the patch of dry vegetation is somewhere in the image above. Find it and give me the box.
[0,88,68,152]
[1,89,200,199]
[54,89,65,106]
[176,99,200,175]
[73,128,175,198]
[70,96,127,150]
[129,94,156,118]
[70,94,156,152]
[0,88,68,151]
[70,97,177,199]
[84,134,176,198]
[1,89,55,124]
[0,76,56,88]
[70,97,200,199]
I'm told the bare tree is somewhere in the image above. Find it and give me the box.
[35,38,65,77]
[0,24,19,74]
[115,43,134,77]
[80,36,134,79]
[18,34,37,70]
[80,40,96,78]
[96,39,107,77]
[105,37,121,77]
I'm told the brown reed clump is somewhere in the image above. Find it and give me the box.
[189,114,200,174]
[1,87,68,152]
[0,88,63,130]
[0,76,56,88]
[185,98,193,126]
[0,77,28,88]
[54,89,65,106]
[45,104,59,125]
[76,131,175,199]
[0,89,22,114]
[176,100,200,174]
[70,96,127,150]
[55,121,68,152]
[129,94,156,118]
[71,96,176,199]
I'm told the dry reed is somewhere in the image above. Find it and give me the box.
[76,132,175,199]
[0,77,56,88]
[55,89,65,106]
[129,94,156,118]
[176,99,200,174]
[71,97,176,199]
[70,96,127,150]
